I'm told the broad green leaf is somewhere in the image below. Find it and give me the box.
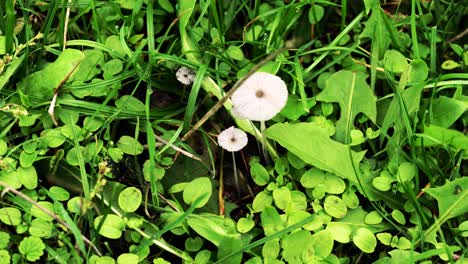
[282,230,313,264]
[185,237,203,252]
[396,237,412,250]
[43,129,66,148]
[397,162,417,182]
[83,116,105,132]
[29,219,53,238]
[425,177,468,220]
[326,222,352,243]
[352,228,377,253]
[103,59,123,76]
[324,195,347,218]
[372,175,393,191]
[72,50,104,82]
[115,95,145,112]
[262,239,280,259]
[286,211,323,231]
[376,233,392,245]
[337,207,388,234]
[380,84,423,138]
[118,187,142,212]
[187,214,240,247]
[183,177,212,208]
[117,136,144,155]
[226,46,244,61]
[431,96,467,128]
[250,162,269,186]
[252,191,273,212]
[49,186,70,201]
[158,0,175,13]
[17,166,38,189]
[311,230,334,260]
[266,122,365,185]
[194,250,211,264]
[384,50,408,73]
[0,250,8,263]
[117,253,139,264]
[308,4,324,24]
[19,49,85,99]
[408,59,428,83]
[94,214,126,239]
[0,207,22,226]
[287,190,308,212]
[342,189,359,209]
[0,231,10,249]
[0,139,7,155]
[18,236,45,262]
[316,70,377,143]
[416,125,468,150]
[96,256,116,264]
[105,35,126,57]
[19,151,36,167]
[31,201,54,221]
[364,211,383,225]
[261,207,283,236]
[272,186,291,210]
[237,217,255,233]
[0,171,21,189]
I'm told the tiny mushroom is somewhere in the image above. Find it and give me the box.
[217,126,248,152]
[231,72,288,121]
[176,66,196,85]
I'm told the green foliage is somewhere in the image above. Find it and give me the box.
[0,0,466,262]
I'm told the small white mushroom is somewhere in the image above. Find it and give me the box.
[231,72,288,121]
[176,66,196,85]
[217,126,248,152]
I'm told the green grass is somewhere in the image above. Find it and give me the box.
[0,0,467,263]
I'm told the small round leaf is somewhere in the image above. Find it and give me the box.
[17,166,38,189]
[18,236,45,262]
[118,187,142,213]
[352,228,377,253]
[0,207,22,226]
[117,136,144,155]
[94,214,125,239]
[324,195,347,218]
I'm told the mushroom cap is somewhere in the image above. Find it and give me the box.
[217,126,248,152]
[231,72,288,121]
[176,66,196,85]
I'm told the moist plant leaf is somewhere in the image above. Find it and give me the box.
[430,96,467,128]
[416,125,468,150]
[94,214,126,239]
[311,230,334,259]
[316,70,376,143]
[117,136,144,155]
[352,228,377,253]
[17,166,38,189]
[18,236,45,262]
[118,187,142,213]
[0,207,22,226]
[425,177,468,220]
[266,122,365,185]
[187,214,241,247]
[19,49,85,99]
[182,177,212,208]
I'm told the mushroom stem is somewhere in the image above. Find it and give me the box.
[260,120,270,164]
[232,151,240,197]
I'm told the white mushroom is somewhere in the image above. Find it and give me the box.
[217,126,248,152]
[176,66,196,85]
[231,72,288,121]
